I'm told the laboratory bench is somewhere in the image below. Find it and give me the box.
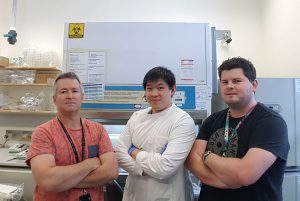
[0,148,34,201]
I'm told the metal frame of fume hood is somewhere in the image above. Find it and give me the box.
[80,109,206,125]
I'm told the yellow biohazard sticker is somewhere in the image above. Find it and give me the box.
[69,23,84,38]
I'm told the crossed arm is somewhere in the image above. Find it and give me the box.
[186,139,277,189]
[30,151,118,192]
[75,151,118,188]
[186,140,229,188]
[115,117,196,179]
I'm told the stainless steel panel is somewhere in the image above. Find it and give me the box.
[255,78,299,167]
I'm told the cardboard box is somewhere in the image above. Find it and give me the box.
[0,56,9,67]
[35,71,59,84]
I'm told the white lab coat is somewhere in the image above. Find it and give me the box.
[115,104,195,201]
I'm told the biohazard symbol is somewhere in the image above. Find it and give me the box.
[69,23,84,38]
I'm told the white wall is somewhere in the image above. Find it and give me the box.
[0,0,299,77]
[261,0,300,77]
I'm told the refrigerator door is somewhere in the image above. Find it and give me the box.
[255,78,299,167]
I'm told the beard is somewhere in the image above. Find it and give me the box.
[224,96,253,110]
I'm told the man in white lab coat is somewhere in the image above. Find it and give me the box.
[115,66,196,201]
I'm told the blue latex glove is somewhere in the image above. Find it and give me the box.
[128,145,137,155]
[160,143,168,154]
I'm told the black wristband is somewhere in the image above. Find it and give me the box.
[202,150,212,162]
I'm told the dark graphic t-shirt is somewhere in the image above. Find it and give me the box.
[196,103,290,201]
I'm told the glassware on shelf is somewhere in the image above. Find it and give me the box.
[19,92,48,111]
[35,92,47,111]
[19,93,36,111]
[0,70,12,83]
[10,57,23,66]
[23,48,59,67]
[9,70,36,84]
[0,87,7,107]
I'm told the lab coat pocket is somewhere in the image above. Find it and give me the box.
[124,175,149,201]
[152,179,172,200]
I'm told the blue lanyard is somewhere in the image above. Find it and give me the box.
[223,105,256,157]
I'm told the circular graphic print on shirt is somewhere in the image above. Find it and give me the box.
[206,127,238,157]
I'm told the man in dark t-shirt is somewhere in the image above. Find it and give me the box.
[186,57,290,201]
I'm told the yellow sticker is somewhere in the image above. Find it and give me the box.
[69,23,84,38]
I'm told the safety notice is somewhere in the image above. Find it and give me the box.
[69,23,84,38]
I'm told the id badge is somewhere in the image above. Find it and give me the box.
[79,192,91,201]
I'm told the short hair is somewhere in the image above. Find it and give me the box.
[218,57,256,82]
[142,66,176,89]
[53,72,83,95]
